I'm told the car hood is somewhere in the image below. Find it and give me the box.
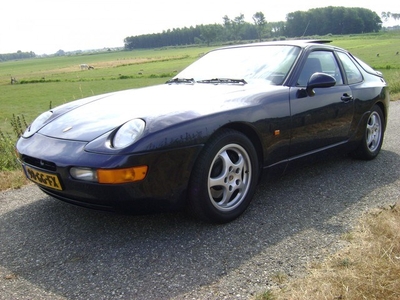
[38,83,280,141]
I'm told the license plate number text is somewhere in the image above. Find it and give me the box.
[24,166,63,190]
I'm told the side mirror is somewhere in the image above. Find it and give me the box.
[306,72,336,96]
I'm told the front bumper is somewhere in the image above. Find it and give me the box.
[17,134,203,213]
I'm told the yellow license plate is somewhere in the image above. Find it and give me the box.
[24,165,63,191]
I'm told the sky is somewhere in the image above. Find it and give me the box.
[1,0,398,55]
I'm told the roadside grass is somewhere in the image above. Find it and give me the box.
[0,170,28,191]
[0,114,27,190]
[257,200,400,300]
[384,70,400,100]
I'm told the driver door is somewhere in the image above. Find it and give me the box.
[289,50,354,156]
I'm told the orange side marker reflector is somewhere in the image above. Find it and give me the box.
[97,166,148,184]
[274,130,280,136]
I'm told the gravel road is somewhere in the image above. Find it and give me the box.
[1,101,399,300]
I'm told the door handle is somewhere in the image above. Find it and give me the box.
[341,93,353,102]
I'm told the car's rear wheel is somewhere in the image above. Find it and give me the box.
[351,105,384,160]
[187,129,259,223]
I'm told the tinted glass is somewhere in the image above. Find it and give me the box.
[337,52,363,84]
[297,51,343,86]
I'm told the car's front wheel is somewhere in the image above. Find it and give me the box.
[187,129,259,223]
[351,105,385,160]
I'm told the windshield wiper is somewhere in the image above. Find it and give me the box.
[166,78,195,84]
[197,78,247,85]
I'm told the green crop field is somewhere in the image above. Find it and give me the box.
[0,46,213,134]
[1,31,399,135]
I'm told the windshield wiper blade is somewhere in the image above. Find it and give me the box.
[197,78,247,85]
[166,78,195,84]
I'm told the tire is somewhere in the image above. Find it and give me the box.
[351,105,385,160]
[187,129,259,223]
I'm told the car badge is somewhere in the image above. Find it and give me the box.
[63,126,73,133]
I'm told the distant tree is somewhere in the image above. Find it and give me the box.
[269,21,286,38]
[0,50,36,62]
[285,11,309,37]
[200,24,221,46]
[382,12,400,23]
[221,14,251,41]
[55,49,65,56]
[232,14,245,40]
[285,7,381,37]
[381,11,392,22]
[222,15,233,40]
[253,12,266,41]
[124,26,202,49]
[222,15,230,27]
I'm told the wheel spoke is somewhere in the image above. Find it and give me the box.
[366,123,374,145]
[209,151,232,187]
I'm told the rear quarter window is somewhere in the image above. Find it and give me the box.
[337,52,363,84]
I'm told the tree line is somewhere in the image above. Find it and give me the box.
[381,12,400,22]
[1,7,395,60]
[124,6,383,50]
[0,50,36,62]
[285,7,382,37]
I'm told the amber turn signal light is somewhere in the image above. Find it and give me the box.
[97,166,148,184]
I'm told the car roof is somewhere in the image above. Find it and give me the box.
[259,39,333,45]
[214,39,338,51]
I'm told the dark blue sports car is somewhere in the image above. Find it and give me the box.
[16,40,389,223]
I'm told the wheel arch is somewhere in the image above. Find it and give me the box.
[219,122,264,177]
[375,101,387,130]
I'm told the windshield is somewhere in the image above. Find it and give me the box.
[175,45,301,85]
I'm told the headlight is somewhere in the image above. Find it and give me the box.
[23,111,53,138]
[112,119,145,149]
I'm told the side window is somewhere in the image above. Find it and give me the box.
[297,51,343,86]
[337,52,363,84]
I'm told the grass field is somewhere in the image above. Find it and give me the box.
[1,32,400,136]
[0,46,213,134]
